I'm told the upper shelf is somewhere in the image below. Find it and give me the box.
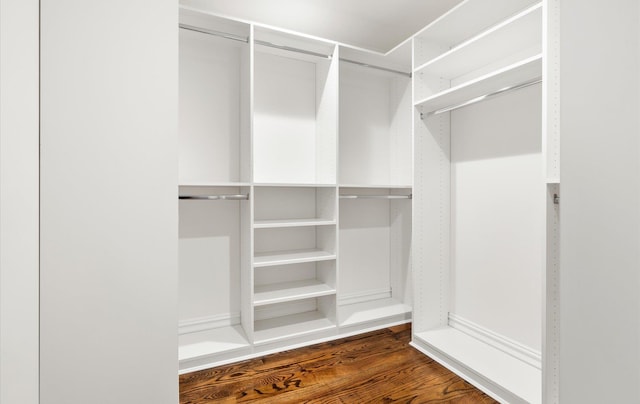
[415,54,542,113]
[412,0,538,68]
[413,3,542,79]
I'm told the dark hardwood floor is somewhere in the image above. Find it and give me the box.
[180,324,498,403]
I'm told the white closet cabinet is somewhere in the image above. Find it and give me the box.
[411,1,559,403]
[177,6,413,373]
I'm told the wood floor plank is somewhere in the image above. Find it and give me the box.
[180,324,498,403]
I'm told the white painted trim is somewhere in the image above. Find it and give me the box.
[448,313,542,369]
[179,313,241,335]
[179,318,411,375]
[337,288,391,306]
[410,339,530,404]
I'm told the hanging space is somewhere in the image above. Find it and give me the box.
[337,44,413,331]
[411,1,554,403]
[177,10,252,372]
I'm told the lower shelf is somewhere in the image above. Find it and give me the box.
[339,298,411,327]
[254,279,336,306]
[179,325,250,361]
[254,311,336,345]
[412,327,541,404]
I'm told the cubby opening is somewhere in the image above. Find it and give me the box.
[338,187,412,328]
[253,28,338,185]
[253,186,336,227]
[253,296,337,345]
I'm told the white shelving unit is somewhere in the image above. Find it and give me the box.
[177,5,414,372]
[412,0,557,402]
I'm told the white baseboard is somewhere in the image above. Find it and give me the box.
[338,288,391,306]
[179,312,240,335]
[448,313,542,369]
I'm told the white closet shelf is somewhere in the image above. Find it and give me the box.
[253,183,337,188]
[413,327,541,404]
[254,279,336,306]
[412,0,537,68]
[253,311,336,345]
[339,184,413,189]
[253,218,336,229]
[413,3,541,79]
[179,182,251,187]
[414,55,542,112]
[253,248,336,267]
[178,325,250,361]
[339,298,411,327]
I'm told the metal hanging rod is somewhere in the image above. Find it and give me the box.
[254,39,331,59]
[179,25,411,77]
[340,194,412,200]
[179,24,248,43]
[423,77,543,118]
[179,194,249,201]
[340,59,411,78]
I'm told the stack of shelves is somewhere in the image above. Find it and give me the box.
[252,186,338,345]
[413,2,542,114]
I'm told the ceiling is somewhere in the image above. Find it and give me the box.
[181,0,463,53]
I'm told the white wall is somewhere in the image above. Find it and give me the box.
[560,1,640,402]
[40,1,178,403]
[0,0,40,403]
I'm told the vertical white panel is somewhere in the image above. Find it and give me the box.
[315,46,339,184]
[412,111,451,332]
[389,76,413,185]
[560,1,640,402]
[0,0,39,402]
[40,1,178,403]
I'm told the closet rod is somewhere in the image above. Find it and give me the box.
[179,24,411,77]
[179,194,249,201]
[423,77,543,117]
[340,194,412,200]
[179,24,248,43]
[341,58,411,78]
